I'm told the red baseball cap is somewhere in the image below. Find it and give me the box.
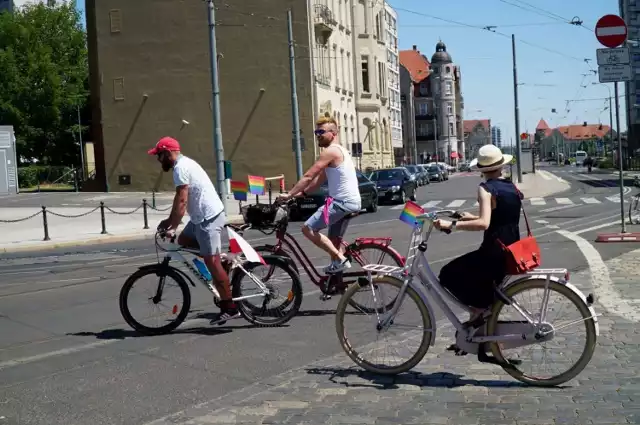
[148,136,181,155]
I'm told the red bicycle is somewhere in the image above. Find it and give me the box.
[241,201,405,311]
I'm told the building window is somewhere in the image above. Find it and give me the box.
[446,81,452,95]
[361,0,368,33]
[419,82,428,96]
[417,102,428,115]
[377,61,386,96]
[333,45,339,87]
[447,102,452,115]
[347,52,352,91]
[109,9,122,33]
[449,122,454,135]
[375,14,380,39]
[446,66,451,73]
[361,56,370,92]
[337,0,342,25]
[341,49,346,89]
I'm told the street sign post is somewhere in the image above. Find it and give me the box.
[595,14,628,48]
[598,64,632,83]
[595,14,628,235]
[596,47,630,66]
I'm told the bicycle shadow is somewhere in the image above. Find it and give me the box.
[296,309,363,317]
[67,326,233,340]
[305,366,570,389]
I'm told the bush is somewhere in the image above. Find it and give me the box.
[598,158,614,169]
[17,166,74,188]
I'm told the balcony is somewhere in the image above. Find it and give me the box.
[313,4,336,44]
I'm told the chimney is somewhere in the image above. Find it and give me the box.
[412,45,417,51]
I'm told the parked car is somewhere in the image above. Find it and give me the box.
[368,167,417,204]
[416,165,430,185]
[458,161,471,172]
[427,164,446,182]
[437,164,449,180]
[291,170,378,220]
[404,164,428,186]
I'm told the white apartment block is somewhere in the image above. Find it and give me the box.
[310,0,393,169]
[384,2,402,152]
[311,0,358,155]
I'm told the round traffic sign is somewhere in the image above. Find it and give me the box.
[595,14,627,48]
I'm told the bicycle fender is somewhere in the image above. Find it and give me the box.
[410,282,438,346]
[505,275,600,337]
[137,264,197,287]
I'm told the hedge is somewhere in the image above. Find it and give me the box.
[17,166,74,188]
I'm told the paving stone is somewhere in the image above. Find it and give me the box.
[148,254,640,425]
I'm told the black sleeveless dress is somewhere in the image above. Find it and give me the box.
[438,178,522,309]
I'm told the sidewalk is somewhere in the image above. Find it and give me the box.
[0,193,278,253]
[510,170,571,198]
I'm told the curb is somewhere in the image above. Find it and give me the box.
[0,214,245,255]
[596,232,640,243]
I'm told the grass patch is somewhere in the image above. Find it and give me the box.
[21,184,75,193]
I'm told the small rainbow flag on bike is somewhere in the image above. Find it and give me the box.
[230,180,248,201]
[398,200,424,227]
[248,175,265,195]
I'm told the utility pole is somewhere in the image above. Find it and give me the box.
[287,9,303,180]
[511,34,523,183]
[614,82,626,233]
[206,0,227,210]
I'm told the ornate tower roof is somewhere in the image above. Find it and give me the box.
[431,40,452,65]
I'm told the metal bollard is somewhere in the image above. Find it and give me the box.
[268,181,272,205]
[142,199,149,229]
[152,191,156,209]
[42,206,50,241]
[255,194,259,205]
[100,201,107,234]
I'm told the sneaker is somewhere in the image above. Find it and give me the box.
[325,258,351,274]
[322,259,340,274]
[210,308,241,326]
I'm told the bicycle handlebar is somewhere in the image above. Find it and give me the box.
[415,209,462,235]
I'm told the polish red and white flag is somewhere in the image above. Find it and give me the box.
[227,227,266,265]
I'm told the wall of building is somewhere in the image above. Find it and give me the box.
[352,0,393,170]
[384,2,402,151]
[430,63,458,159]
[85,0,316,192]
[313,0,358,153]
[399,65,416,163]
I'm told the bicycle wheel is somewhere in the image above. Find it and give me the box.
[231,254,303,326]
[346,242,404,312]
[629,194,640,225]
[336,275,434,375]
[486,278,597,387]
[119,266,191,335]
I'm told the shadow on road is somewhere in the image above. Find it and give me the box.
[577,177,635,188]
[306,366,570,389]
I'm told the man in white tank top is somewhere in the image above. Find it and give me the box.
[278,114,361,274]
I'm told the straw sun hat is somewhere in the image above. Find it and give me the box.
[469,144,513,172]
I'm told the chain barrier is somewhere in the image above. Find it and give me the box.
[0,197,173,241]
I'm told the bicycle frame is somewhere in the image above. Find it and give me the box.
[363,210,600,347]
[159,238,271,304]
[272,226,398,288]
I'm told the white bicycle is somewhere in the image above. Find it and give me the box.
[335,210,600,387]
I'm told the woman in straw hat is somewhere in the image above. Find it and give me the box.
[434,144,523,327]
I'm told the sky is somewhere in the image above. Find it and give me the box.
[13,0,623,147]
[390,0,625,145]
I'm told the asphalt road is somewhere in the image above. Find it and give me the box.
[0,168,638,425]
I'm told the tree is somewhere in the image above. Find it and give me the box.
[0,0,88,166]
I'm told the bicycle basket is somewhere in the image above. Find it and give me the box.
[241,203,280,228]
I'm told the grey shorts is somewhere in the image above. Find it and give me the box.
[181,212,226,256]
[304,198,361,239]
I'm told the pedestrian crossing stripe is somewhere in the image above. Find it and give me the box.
[388,195,624,210]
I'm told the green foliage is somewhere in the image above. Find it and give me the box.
[0,1,88,166]
[17,165,73,188]
[598,158,614,169]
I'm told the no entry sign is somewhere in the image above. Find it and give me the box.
[595,15,627,48]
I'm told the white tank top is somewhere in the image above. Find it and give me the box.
[325,145,361,203]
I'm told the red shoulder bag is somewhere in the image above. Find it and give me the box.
[497,188,542,274]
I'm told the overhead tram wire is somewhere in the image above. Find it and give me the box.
[497,0,592,32]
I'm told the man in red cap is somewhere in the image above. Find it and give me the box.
[149,136,239,325]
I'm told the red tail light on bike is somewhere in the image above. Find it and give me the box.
[172,305,178,315]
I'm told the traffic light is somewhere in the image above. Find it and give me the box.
[520,133,528,141]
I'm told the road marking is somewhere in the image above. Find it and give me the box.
[581,197,601,204]
[557,229,640,322]
[530,197,546,205]
[538,172,552,181]
[445,199,465,208]
[606,195,621,203]
[389,204,404,210]
[0,339,117,370]
[421,200,442,208]
[574,221,621,235]
[555,197,573,205]
[535,219,549,224]
[539,204,577,213]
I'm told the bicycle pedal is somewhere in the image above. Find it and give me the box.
[320,293,332,301]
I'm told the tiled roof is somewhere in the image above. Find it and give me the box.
[536,119,550,131]
[399,48,430,83]
[556,124,611,140]
[463,119,490,134]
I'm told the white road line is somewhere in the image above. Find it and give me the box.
[538,171,552,181]
[421,200,442,208]
[446,199,465,208]
[530,197,546,206]
[535,219,549,224]
[606,195,621,203]
[557,230,640,322]
[581,197,601,204]
[574,221,620,235]
[389,204,404,210]
[0,340,117,370]
[555,197,573,205]
[539,205,576,213]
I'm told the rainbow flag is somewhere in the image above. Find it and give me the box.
[230,180,248,201]
[398,200,425,227]
[248,175,265,195]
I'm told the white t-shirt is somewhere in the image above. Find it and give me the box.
[173,155,224,224]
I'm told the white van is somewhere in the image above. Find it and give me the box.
[575,150,587,166]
